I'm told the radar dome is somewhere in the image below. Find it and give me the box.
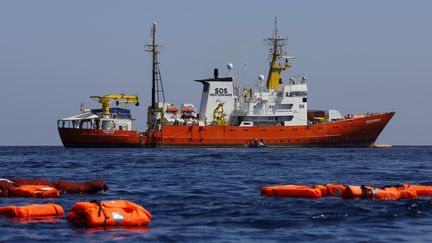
[227,63,233,70]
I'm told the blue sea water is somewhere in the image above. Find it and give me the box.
[1,146,432,242]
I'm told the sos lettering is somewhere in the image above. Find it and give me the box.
[214,88,228,94]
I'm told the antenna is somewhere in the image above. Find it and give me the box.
[258,75,264,99]
[243,62,248,87]
[80,103,85,114]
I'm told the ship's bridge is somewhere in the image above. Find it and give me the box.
[231,76,308,127]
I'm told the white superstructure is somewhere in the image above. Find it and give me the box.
[232,76,308,126]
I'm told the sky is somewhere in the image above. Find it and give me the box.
[0,0,431,145]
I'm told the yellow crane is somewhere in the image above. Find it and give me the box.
[212,103,227,126]
[90,94,139,116]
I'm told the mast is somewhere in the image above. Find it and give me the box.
[145,22,165,131]
[151,23,156,109]
[264,18,291,90]
[145,22,165,109]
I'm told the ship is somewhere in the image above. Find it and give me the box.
[58,20,394,148]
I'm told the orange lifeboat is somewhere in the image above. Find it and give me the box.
[67,200,152,227]
[166,107,178,113]
[0,203,64,217]
[261,185,322,198]
[12,185,60,198]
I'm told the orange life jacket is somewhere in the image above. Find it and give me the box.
[261,185,322,198]
[382,186,418,199]
[11,185,60,198]
[401,184,432,196]
[314,184,346,197]
[312,185,328,196]
[342,185,407,200]
[326,184,347,197]
[0,203,64,217]
[67,200,152,227]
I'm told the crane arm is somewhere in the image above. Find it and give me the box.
[90,94,139,116]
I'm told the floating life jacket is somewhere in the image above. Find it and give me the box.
[262,184,424,200]
[382,187,417,199]
[401,184,432,196]
[0,203,64,217]
[0,179,16,197]
[67,200,152,227]
[341,185,416,200]
[261,185,322,198]
[11,185,60,198]
[11,178,52,187]
[315,184,347,197]
[53,179,108,194]
[326,184,347,197]
[11,178,108,194]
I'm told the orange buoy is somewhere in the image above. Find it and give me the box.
[11,185,60,198]
[67,200,152,227]
[261,185,322,198]
[0,203,64,217]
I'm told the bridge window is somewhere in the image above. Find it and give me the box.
[286,91,307,97]
[276,116,294,122]
[277,104,293,109]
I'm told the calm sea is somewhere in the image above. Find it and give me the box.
[1,146,432,242]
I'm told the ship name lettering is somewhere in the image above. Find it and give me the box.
[210,93,233,97]
[211,88,232,96]
[366,119,381,123]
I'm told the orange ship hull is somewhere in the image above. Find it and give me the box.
[59,112,394,148]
